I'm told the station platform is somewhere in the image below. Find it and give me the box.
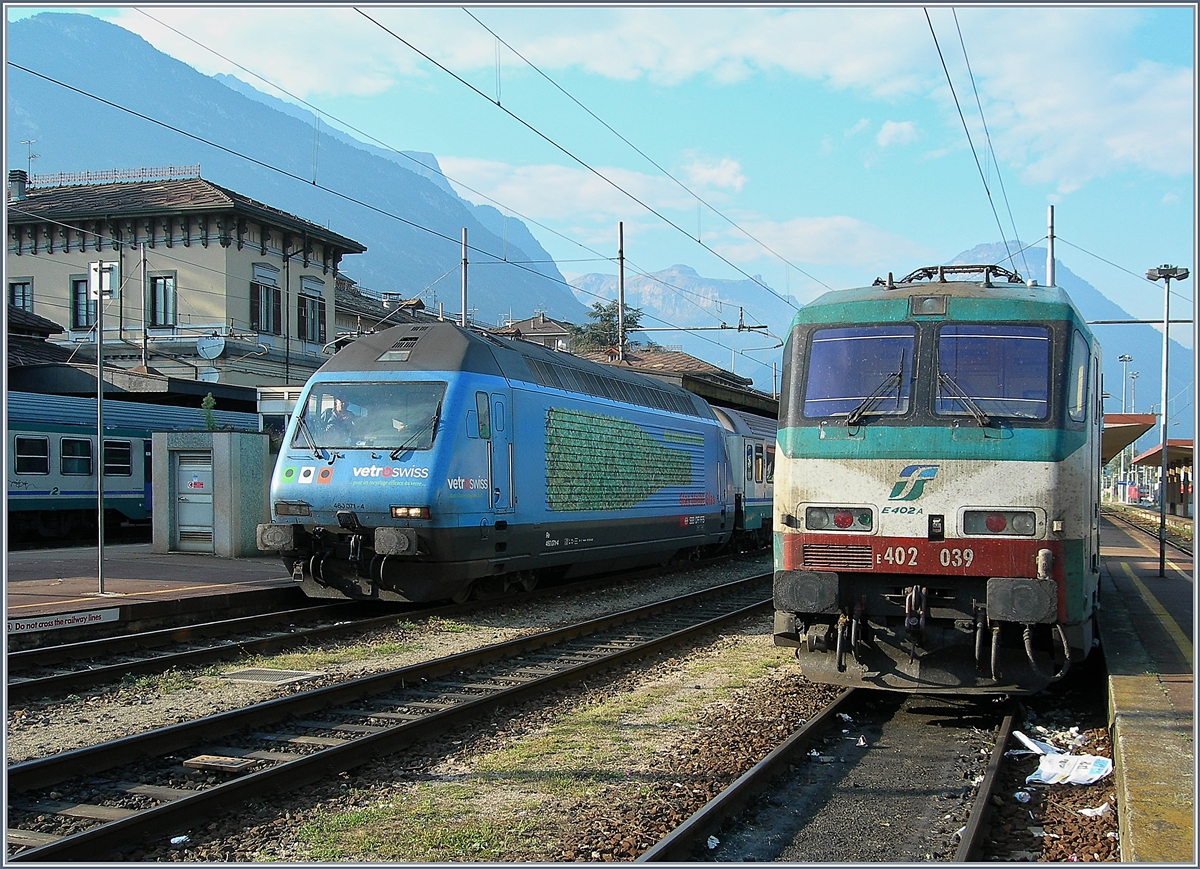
[5,544,300,647]
[1096,516,1195,863]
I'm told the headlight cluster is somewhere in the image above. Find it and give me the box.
[964,510,1036,536]
[806,507,873,532]
[390,506,431,519]
[274,501,311,517]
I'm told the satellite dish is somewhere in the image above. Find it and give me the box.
[198,367,220,383]
[196,334,226,359]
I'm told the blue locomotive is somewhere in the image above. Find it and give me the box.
[7,391,260,544]
[257,322,775,603]
[772,265,1103,694]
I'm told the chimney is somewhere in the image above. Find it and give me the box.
[8,169,28,201]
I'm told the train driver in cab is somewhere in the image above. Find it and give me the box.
[321,396,358,441]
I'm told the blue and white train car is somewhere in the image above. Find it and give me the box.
[712,406,776,549]
[7,391,260,543]
[772,265,1103,694]
[258,322,739,603]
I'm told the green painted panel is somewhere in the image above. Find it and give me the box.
[545,408,692,511]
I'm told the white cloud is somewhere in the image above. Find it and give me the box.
[1162,193,1180,206]
[876,120,918,148]
[716,216,936,270]
[438,157,697,221]
[682,156,745,192]
[845,119,871,138]
[104,6,1193,191]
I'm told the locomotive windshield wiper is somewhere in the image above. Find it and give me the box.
[389,400,441,460]
[845,354,905,426]
[937,372,991,426]
[295,416,325,459]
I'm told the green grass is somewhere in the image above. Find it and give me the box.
[121,669,195,695]
[294,786,542,861]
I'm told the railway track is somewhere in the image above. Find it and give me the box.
[638,690,1017,862]
[9,552,770,703]
[6,573,771,861]
[1102,506,1192,556]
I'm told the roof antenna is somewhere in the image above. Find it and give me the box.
[937,266,946,282]
[886,272,895,289]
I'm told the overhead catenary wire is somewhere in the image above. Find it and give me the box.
[924,8,1017,271]
[951,9,1031,280]
[462,7,828,297]
[355,7,802,311]
[6,63,773,372]
[127,10,763,335]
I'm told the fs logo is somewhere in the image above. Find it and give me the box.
[888,465,939,501]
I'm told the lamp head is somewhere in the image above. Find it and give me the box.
[1146,265,1189,282]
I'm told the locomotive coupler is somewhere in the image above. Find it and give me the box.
[903,585,928,649]
[348,533,364,567]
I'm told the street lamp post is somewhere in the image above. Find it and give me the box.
[1145,264,1189,577]
[1117,354,1132,502]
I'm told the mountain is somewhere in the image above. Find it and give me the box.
[569,264,799,391]
[6,13,586,326]
[955,242,1192,440]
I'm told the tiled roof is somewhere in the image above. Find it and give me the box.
[8,304,64,337]
[574,347,753,388]
[8,177,365,252]
[334,284,420,329]
[6,336,83,366]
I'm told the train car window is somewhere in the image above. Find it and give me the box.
[292,381,447,450]
[14,437,49,474]
[103,440,133,476]
[803,326,915,418]
[1067,330,1090,422]
[61,437,93,476]
[476,391,491,439]
[492,399,505,433]
[755,442,764,483]
[936,324,1049,420]
[765,444,775,483]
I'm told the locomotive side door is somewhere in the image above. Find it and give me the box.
[489,392,513,514]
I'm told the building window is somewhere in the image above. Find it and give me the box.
[61,437,93,476]
[9,279,33,312]
[71,277,95,330]
[297,293,326,344]
[250,282,282,335]
[14,436,49,474]
[103,440,133,476]
[149,274,176,327]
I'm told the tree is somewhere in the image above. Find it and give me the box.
[568,301,652,350]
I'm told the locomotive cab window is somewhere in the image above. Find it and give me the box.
[14,436,49,474]
[1067,330,1090,422]
[936,324,1049,420]
[803,325,915,419]
[475,391,491,440]
[292,381,446,450]
[61,437,93,476]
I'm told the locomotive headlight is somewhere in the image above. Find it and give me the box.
[390,506,431,519]
[1010,513,1036,535]
[964,510,1036,536]
[806,507,872,532]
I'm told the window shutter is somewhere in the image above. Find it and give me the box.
[250,284,260,329]
[297,295,308,340]
[318,298,327,344]
[272,287,282,335]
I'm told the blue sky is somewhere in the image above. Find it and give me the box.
[7,4,1196,353]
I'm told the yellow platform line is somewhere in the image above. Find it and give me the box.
[1119,562,1193,664]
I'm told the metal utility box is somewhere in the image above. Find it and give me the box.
[152,431,270,556]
